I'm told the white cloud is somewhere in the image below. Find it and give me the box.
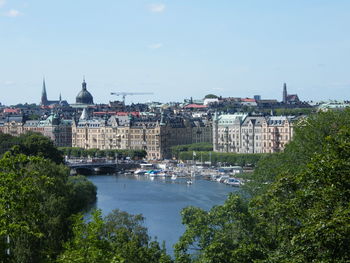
[4,80,15,86]
[0,0,5,8]
[149,3,165,13]
[5,9,21,17]
[148,43,163,49]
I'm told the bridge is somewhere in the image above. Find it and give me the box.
[66,161,139,175]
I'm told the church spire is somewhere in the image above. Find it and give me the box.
[283,82,287,104]
[41,77,48,106]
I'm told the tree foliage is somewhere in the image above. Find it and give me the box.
[0,153,72,262]
[67,175,97,213]
[59,147,147,160]
[0,132,64,164]
[0,147,97,262]
[171,143,213,158]
[204,94,218,99]
[58,209,172,263]
[176,150,265,167]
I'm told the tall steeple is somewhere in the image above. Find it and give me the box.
[41,78,48,106]
[283,82,287,104]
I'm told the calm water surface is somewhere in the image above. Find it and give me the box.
[87,174,239,254]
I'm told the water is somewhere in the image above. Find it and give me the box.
[87,174,239,255]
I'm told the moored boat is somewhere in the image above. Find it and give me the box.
[224,178,242,187]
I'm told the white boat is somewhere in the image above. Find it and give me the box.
[217,175,229,183]
[211,174,221,181]
[171,174,177,180]
[224,178,242,187]
[187,180,193,185]
[134,169,146,176]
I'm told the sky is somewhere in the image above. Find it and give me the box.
[0,0,350,105]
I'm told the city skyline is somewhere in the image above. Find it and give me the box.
[1,0,350,105]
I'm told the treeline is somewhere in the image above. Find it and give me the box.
[174,110,350,262]
[265,107,315,116]
[171,142,213,156]
[171,142,265,167]
[178,151,266,167]
[59,147,147,160]
[0,132,64,164]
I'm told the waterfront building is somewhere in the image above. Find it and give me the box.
[262,116,294,153]
[72,110,212,159]
[72,108,114,150]
[213,113,296,153]
[213,113,248,153]
[191,119,212,144]
[241,116,266,153]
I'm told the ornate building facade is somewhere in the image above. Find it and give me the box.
[213,113,295,153]
[72,110,212,159]
[0,114,72,147]
[213,113,248,153]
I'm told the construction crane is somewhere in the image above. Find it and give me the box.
[110,92,154,104]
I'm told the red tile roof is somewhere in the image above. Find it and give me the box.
[93,111,140,117]
[3,108,20,113]
[241,98,256,102]
[116,112,140,117]
[184,104,208,109]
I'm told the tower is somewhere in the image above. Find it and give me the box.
[40,78,48,106]
[283,83,287,104]
[41,78,48,106]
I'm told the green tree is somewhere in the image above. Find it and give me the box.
[0,133,17,155]
[16,132,64,164]
[174,195,265,263]
[58,209,172,263]
[67,175,97,213]
[0,153,72,262]
[204,94,218,99]
[251,128,350,262]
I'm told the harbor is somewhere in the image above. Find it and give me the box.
[67,157,248,187]
[87,173,240,255]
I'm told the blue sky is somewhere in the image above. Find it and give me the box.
[0,0,349,105]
